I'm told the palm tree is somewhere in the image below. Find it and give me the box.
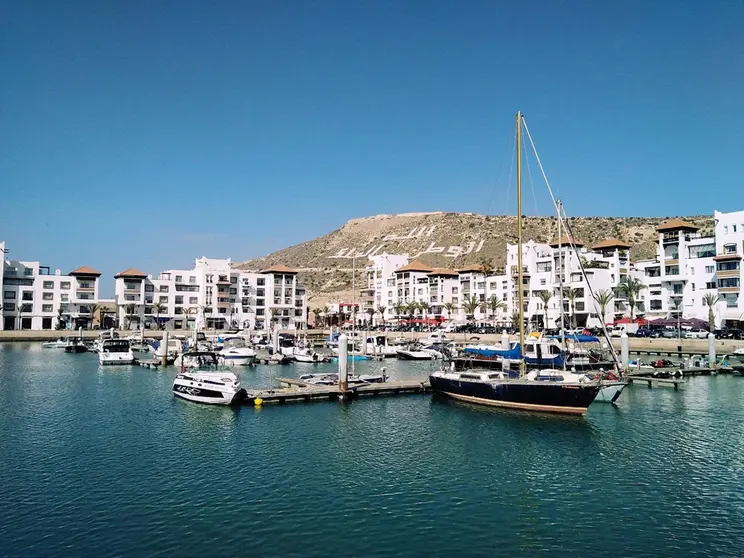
[405,302,418,323]
[365,307,376,326]
[88,303,100,329]
[703,293,719,331]
[461,295,480,322]
[393,302,405,320]
[16,304,24,331]
[593,289,615,327]
[312,307,322,328]
[269,307,281,331]
[322,305,330,328]
[125,304,136,329]
[443,301,458,322]
[511,311,522,331]
[153,301,166,330]
[181,307,195,329]
[376,305,387,328]
[55,306,66,330]
[536,290,552,330]
[616,277,646,320]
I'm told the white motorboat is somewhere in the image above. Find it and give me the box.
[98,339,136,365]
[396,345,438,360]
[734,347,744,356]
[42,338,67,349]
[293,348,331,363]
[364,335,398,357]
[172,351,246,405]
[92,330,120,353]
[218,335,256,366]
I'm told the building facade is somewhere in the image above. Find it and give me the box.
[1,243,102,331]
[114,258,307,331]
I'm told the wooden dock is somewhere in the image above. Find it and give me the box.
[243,377,431,405]
[627,375,684,390]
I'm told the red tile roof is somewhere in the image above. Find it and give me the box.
[68,266,101,276]
[592,238,631,250]
[259,264,298,274]
[395,260,433,273]
[656,218,699,232]
[114,268,148,278]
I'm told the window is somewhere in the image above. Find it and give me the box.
[257,278,265,286]
[724,243,737,254]
[42,292,53,300]
[189,297,198,304]
[61,294,69,302]
[175,296,184,305]
[4,291,15,299]
[717,261,740,271]
[452,297,459,304]
[21,303,32,312]
[189,276,196,284]
[218,308,227,314]
[489,282,497,289]
[536,262,552,273]
[256,299,265,307]
[22,292,33,301]
[256,308,265,316]
[3,303,14,311]
[705,265,715,274]
[206,275,213,284]
[61,282,70,290]
[540,279,546,285]
[452,287,458,294]
[706,281,716,289]
[735,225,738,233]
[43,281,54,289]
[159,296,168,303]
[688,244,715,259]
[175,275,183,283]
[726,295,739,308]
[724,225,729,234]
[718,278,740,288]
[159,285,169,293]
[145,284,155,292]
[42,304,53,312]
[24,268,33,276]
[650,300,662,310]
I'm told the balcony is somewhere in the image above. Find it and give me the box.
[719,286,740,294]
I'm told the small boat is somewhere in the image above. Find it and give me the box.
[396,345,438,360]
[155,337,184,362]
[98,338,136,365]
[64,336,87,353]
[218,335,256,366]
[594,381,628,404]
[293,348,331,363]
[42,338,67,349]
[172,351,246,405]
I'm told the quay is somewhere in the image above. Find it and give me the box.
[243,377,431,405]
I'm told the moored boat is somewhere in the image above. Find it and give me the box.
[98,339,136,365]
[172,351,246,405]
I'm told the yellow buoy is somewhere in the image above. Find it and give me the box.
[254,397,263,407]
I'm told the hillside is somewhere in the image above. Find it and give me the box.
[237,212,713,306]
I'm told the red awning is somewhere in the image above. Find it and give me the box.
[614,317,648,325]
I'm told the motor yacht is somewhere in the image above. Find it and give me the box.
[293,348,331,363]
[218,335,256,366]
[172,351,246,405]
[98,338,136,365]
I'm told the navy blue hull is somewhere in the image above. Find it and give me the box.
[429,375,599,414]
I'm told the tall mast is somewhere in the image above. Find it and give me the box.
[557,199,566,370]
[516,112,525,377]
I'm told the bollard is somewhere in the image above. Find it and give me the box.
[501,330,510,350]
[620,332,629,374]
[162,330,169,367]
[708,332,716,370]
[79,326,84,341]
[338,334,348,395]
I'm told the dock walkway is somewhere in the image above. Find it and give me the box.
[243,377,431,405]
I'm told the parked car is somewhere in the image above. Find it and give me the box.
[634,328,651,338]
[716,328,744,340]
[683,328,709,339]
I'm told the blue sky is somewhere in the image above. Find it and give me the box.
[2,0,743,294]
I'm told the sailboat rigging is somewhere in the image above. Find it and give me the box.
[428,112,602,415]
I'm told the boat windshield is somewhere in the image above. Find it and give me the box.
[182,353,220,369]
[223,337,246,349]
[103,340,131,353]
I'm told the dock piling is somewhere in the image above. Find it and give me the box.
[620,332,629,373]
[162,331,169,367]
[338,334,348,394]
[708,333,716,371]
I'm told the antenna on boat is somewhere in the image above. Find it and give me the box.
[516,111,526,378]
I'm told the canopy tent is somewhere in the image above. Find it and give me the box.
[613,317,648,326]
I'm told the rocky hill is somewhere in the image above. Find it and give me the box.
[237,212,713,306]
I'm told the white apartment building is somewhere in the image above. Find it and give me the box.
[714,209,744,327]
[1,241,102,330]
[361,254,409,321]
[114,258,307,331]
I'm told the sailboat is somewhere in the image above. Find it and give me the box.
[429,112,601,415]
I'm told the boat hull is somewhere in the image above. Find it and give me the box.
[397,350,436,360]
[99,353,136,365]
[172,384,246,405]
[594,381,628,404]
[429,375,599,415]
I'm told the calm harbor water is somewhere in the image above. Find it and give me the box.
[2,344,743,557]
